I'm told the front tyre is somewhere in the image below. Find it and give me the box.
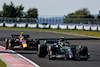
[38,44,48,57]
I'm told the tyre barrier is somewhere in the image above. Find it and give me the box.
[0,22,100,31]
[38,24,49,28]
[59,24,67,30]
[98,26,100,31]
[76,25,83,30]
[83,25,91,31]
[91,25,97,31]
[16,23,26,28]
[50,24,58,29]
[68,24,76,30]
[27,23,37,28]
[5,23,15,27]
[0,23,4,27]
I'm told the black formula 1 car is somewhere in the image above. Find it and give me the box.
[38,37,90,60]
[5,34,40,50]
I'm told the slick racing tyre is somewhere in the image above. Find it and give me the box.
[38,44,48,57]
[35,40,40,50]
[75,53,81,61]
[76,46,89,60]
[8,39,14,50]
[78,46,88,55]
[79,46,89,60]
[31,39,40,50]
[5,39,9,49]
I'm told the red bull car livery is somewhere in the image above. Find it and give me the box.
[5,32,40,50]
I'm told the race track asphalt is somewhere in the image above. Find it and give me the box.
[0,29,100,67]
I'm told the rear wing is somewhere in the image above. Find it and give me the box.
[11,35,29,38]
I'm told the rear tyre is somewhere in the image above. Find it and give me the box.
[38,44,48,57]
[76,46,89,60]
[35,40,40,50]
[81,58,88,60]
[9,39,14,50]
[5,39,9,49]
[75,53,81,61]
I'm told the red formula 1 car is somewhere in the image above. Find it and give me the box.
[5,32,40,50]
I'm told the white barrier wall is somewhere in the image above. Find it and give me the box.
[59,25,67,30]
[98,26,100,31]
[68,24,75,30]
[28,24,37,28]
[1,22,100,32]
[50,24,58,29]
[38,24,49,28]
[91,25,97,31]
[0,23,3,26]
[5,23,15,27]
[16,23,26,28]
[76,25,83,30]
[84,25,91,30]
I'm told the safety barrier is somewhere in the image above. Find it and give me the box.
[50,24,58,29]
[68,24,76,30]
[59,24,67,30]
[38,24,49,28]
[5,23,15,27]
[0,22,100,32]
[84,25,91,31]
[16,23,26,28]
[98,26,100,31]
[91,25,97,31]
[27,23,37,28]
[0,22,3,27]
[76,24,83,30]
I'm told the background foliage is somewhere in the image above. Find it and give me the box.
[0,2,38,18]
[0,2,100,19]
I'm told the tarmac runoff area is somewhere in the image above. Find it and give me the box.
[0,46,40,67]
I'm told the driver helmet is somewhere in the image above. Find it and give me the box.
[20,32,24,36]
[20,32,24,40]
[59,37,66,42]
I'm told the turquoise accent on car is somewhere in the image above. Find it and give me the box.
[84,56,87,58]
[60,50,65,52]
[53,55,55,57]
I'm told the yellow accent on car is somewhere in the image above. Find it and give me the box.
[65,47,70,49]
[23,44,27,48]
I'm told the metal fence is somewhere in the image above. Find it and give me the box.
[0,16,100,25]
[64,18,100,25]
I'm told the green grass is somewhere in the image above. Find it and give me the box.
[0,59,6,67]
[0,27,100,37]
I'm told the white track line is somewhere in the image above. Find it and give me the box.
[0,45,40,67]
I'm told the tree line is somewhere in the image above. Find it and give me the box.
[0,2,100,19]
[64,8,100,19]
[0,2,38,18]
